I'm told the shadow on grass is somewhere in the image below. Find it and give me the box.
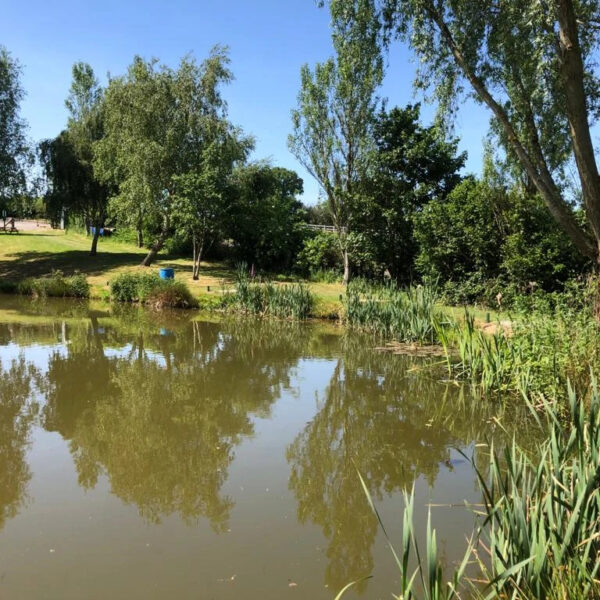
[0,249,236,283]
[0,250,145,280]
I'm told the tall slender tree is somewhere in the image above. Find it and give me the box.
[289,0,383,283]
[0,47,30,211]
[66,62,109,255]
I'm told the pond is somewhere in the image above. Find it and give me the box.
[0,296,522,599]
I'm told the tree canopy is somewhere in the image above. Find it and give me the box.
[94,47,246,266]
[0,47,30,210]
[380,0,600,263]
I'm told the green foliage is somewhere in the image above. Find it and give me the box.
[344,281,440,343]
[0,46,30,206]
[295,231,342,275]
[416,178,586,305]
[469,386,600,599]
[39,62,109,248]
[110,272,198,309]
[436,304,600,398]
[231,266,314,320]
[381,0,600,262]
[352,104,465,281]
[226,164,307,271]
[17,271,90,299]
[95,47,247,266]
[415,178,505,285]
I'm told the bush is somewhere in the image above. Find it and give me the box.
[295,231,342,275]
[110,272,198,309]
[17,271,90,299]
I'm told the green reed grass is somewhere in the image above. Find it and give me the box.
[436,309,600,398]
[344,281,442,344]
[231,265,314,320]
[16,270,90,299]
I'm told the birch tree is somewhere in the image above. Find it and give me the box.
[95,47,237,267]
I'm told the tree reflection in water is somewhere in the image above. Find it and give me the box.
[0,355,38,530]
[286,334,526,592]
[41,317,316,531]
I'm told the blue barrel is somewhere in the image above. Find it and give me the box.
[159,267,174,280]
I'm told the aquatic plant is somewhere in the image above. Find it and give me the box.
[340,383,600,600]
[344,281,441,344]
[231,266,314,320]
[470,382,600,599]
[436,309,600,398]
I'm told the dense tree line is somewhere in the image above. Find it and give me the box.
[1,0,598,303]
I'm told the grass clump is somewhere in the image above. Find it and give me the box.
[232,265,314,320]
[344,280,441,344]
[16,271,90,299]
[110,272,198,309]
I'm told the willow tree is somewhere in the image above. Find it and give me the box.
[289,0,383,284]
[95,47,236,267]
[380,0,600,268]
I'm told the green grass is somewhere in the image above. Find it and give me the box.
[0,227,345,317]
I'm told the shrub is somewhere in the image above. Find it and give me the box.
[16,271,90,299]
[295,231,342,275]
[110,272,198,309]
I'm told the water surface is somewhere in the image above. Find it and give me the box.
[0,297,516,599]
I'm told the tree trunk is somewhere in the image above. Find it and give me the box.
[90,227,101,256]
[141,216,169,267]
[556,0,600,250]
[342,248,351,285]
[192,233,203,280]
[137,227,144,248]
[425,1,597,260]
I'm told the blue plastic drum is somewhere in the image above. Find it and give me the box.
[159,267,174,280]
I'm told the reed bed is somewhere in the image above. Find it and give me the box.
[15,270,90,299]
[436,310,600,398]
[344,281,442,344]
[230,266,314,320]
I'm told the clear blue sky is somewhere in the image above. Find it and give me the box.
[3,0,490,204]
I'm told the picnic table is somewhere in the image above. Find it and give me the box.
[0,218,18,233]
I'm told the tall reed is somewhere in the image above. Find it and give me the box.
[344,281,442,344]
[232,265,314,320]
[436,309,600,397]
[340,383,600,599]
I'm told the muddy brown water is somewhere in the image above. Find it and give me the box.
[0,296,524,599]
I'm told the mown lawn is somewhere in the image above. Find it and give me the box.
[0,227,346,316]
